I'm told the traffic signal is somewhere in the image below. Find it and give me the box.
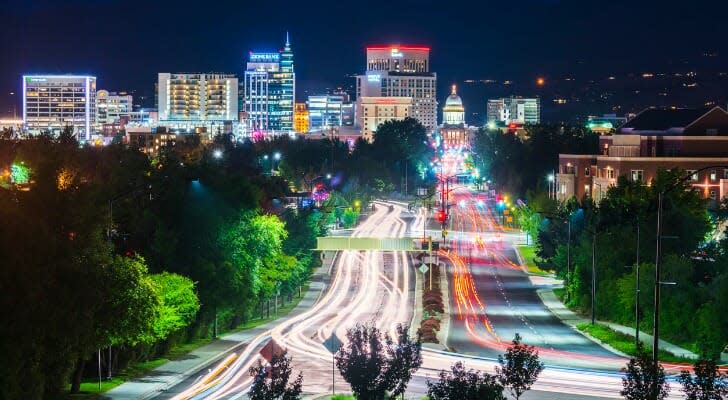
[435,210,447,223]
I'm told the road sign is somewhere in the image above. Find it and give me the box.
[260,338,284,363]
[419,263,429,274]
[323,333,342,354]
[442,229,448,237]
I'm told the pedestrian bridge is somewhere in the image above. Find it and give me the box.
[316,237,415,251]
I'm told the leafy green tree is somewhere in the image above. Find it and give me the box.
[620,345,670,400]
[335,323,421,400]
[148,272,200,341]
[678,358,728,400]
[496,333,544,400]
[248,349,303,400]
[427,361,505,400]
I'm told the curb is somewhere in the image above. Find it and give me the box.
[437,259,451,349]
[535,288,628,359]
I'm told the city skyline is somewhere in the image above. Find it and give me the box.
[2,0,727,122]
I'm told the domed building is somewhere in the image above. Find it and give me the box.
[443,85,465,125]
[440,85,473,149]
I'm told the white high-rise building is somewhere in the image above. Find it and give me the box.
[158,73,238,131]
[356,46,437,133]
[22,75,97,140]
[96,90,133,128]
[487,96,540,125]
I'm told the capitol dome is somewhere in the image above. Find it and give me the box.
[443,85,465,125]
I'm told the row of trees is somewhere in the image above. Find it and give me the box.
[621,345,727,400]
[0,116,434,398]
[269,118,433,197]
[518,171,728,359]
[249,327,544,400]
[471,124,599,197]
[0,132,325,398]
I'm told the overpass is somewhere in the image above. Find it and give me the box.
[315,237,416,251]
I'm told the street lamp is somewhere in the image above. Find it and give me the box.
[213,149,222,159]
[547,173,555,199]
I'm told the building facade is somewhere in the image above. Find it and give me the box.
[308,95,348,130]
[158,73,238,126]
[439,85,474,149]
[22,75,97,140]
[557,107,728,202]
[96,90,133,133]
[294,103,309,133]
[356,97,412,143]
[243,35,296,136]
[487,96,540,125]
[356,46,437,133]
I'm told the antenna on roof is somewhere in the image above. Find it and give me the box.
[286,31,290,46]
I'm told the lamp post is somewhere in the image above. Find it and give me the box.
[272,152,281,175]
[591,230,596,325]
[547,173,555,199]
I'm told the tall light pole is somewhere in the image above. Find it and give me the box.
[272,152,281,175]
[591,230,596,325]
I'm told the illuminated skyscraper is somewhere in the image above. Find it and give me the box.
[243,34,296,135]
[157,73,238,123]
[278,33,295,132]
[356,45,437,133]
[22,75,97,140]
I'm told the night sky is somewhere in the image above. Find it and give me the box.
[2,0,726,120]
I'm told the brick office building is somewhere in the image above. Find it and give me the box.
[557,107,728,202]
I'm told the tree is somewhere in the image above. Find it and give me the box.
[427,361,505,400]
[496,333,544,400]
[148,272,200,341]
[678,358,728,400]
[384,324,423,398]
[335,323,421,400]
[248,349,303,400]
[620,346,670,400]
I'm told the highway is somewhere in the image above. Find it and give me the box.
[158,198,685,399]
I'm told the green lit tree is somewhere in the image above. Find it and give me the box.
[496,333,544,400]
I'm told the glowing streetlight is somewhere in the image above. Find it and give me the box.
[273,152,281,160]
[213,149,223,159]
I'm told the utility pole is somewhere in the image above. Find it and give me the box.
[591,231,596,325]
[564,218,571,302]
[653,192,663,367]
[635,222,640,347]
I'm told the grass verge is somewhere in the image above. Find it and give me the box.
[515,245,551,276]
[66,282,312,399]
[576,322,693,364]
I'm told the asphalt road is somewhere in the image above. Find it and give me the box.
[155,198,678,399]
[443,191,624,371]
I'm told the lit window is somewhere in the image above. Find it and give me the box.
[687,170,698,181]
[631,170,644,182]
[710,170,717,181]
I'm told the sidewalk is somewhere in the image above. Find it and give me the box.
[537,288,698,360]
[103,252,338,400]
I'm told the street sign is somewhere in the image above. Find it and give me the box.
[323,332,342,354]
[442,229,448,237]
[419,263,429,274]
[260,338,284,363]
